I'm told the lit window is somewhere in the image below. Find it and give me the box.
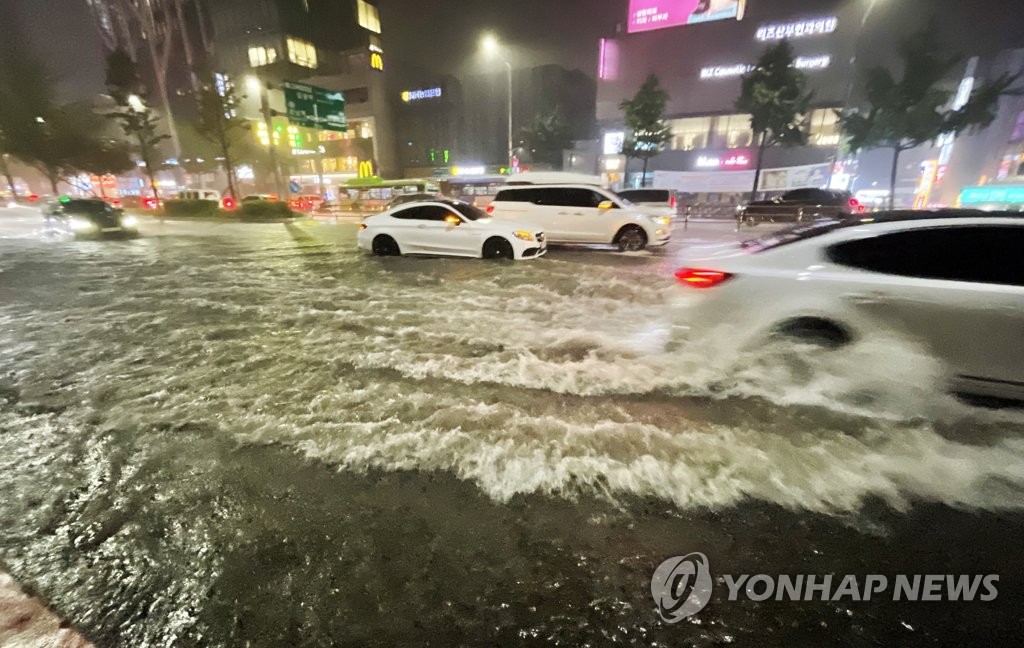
[668,117,712,151]
[287,37,318,69]
[714,114,754,149]
[248,46,277,67]
[808,108,841,146]
[357,0,381,33]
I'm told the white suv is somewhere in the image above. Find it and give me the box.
[487,185,672,252]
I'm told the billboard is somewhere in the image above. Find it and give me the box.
[628,0,745,33]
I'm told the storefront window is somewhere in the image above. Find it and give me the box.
[287,36,318,69]
[808,108,841,146]
[714,114,754,149]
[668,117,711,151]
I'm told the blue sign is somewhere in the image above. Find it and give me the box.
[289,180,301,194]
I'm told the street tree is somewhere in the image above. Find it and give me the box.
[105,48,169,200]
[193,72,247,199]
[839,29,1018,210]
[736,41,813,203]
[520,109,573,168]
[73,141,135,198]
[619,74,673,187]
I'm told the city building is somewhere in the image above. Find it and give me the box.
[208,0,396,186]
[595,0,1024,206]
[390,73,464,178]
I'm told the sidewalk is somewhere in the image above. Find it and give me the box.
[0,571,93,648]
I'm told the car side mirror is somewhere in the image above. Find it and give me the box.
[598,200,615,210]
[444,214,461,226]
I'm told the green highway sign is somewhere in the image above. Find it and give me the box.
[283,82,347,132]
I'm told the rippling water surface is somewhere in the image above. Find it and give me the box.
[1,218,1022,646]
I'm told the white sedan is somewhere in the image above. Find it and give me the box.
[358,199,547,260]
[673,212,1024,401]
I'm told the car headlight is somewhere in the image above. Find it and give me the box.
[513,230,535,241]
[69,217,97,232]
[121,215,138,228]
[648,215,672,226]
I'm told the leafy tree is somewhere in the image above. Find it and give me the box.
[520,109,573,168]
[74,141,135,198]
[619,74,673,187]
[736,41,813,202]
[105,48,169,201]
[193,72,247,199]
[839,29,1018,210]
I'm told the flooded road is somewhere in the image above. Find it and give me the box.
[1,211,1023,646]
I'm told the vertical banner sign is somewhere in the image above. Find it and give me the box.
[283,82,348,132]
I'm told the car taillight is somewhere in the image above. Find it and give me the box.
[486,205,495,214]
[849,198,860,207]
[670,195,677,208]
[857,205,866,213]
[143,198,157,209]
[675,268,734,288]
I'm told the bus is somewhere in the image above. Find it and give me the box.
[438,175,509,208]
[324,179,442,213]
[958,184,1024,211]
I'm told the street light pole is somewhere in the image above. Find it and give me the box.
[482,33,515,172]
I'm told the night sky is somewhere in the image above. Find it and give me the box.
[5,0,1024,101]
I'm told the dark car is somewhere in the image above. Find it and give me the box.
[44,199,140,238]
[388,192,441,209]
[739,188,866,226]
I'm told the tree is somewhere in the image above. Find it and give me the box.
[520,109,573,168]
[736,41,813,203]
[105,48,169,200]
[193,72,247,199]
[74,141,135,198]
[619,74,673,187]
[839,29,1018,210]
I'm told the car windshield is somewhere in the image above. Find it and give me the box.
[449,201,489,221]
[62,200,110,215]
[612,193,635,207]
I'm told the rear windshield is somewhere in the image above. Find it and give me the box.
[618,189,669,203]
[63,201,110,215]
[742,219,849,253]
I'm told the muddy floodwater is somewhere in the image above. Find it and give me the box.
[1,214,1022,646]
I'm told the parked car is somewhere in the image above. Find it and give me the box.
[617,188,678,218]
[673,210,1024,401]
[738,188,865,225]
[487,185,672,252]
[44,199,140,238]
[241,194,280,203]
[178,190,222,203]
[358,199,546,260]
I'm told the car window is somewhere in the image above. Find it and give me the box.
[64,201,111,215]
[743,219,849,253]
[392,205,453,222]
[782,189,812,202]
[494,189,538,203]
[619,189,668,203]
[556,188,605,208]
[827,226,1024,286]
[449,202,488,221]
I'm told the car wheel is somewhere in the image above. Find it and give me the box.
[771,317,852,349]
[482,237,514,260]
[615,225,648,252]
[372,235,401,256]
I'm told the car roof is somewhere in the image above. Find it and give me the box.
[857,209,1023,223]
[497,184,609,192]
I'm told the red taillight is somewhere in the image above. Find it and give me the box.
[675,268,734,288]
[849,198,860,207]
[222,197,237,211]
[143,198,157,209]
[857,205,866,213]
[670,195,677,208]
[486,204,495,214]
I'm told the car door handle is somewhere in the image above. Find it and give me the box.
[844,291,887,305]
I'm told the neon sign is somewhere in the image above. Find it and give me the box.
[695,152,752,170]
[700,55,831,80]
[757,17,838,42]
[628,0,744,34]
[401,88,442,102]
